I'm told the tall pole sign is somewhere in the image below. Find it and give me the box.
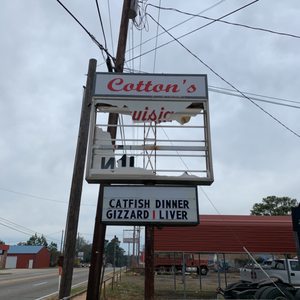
[83,3,214,300]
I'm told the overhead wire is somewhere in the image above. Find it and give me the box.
[119,67,300,110]
[0,216,36,236]
[55,0,115,64]
[209,85,300,106]
[95,0,108,50]
[128,0,227,54]
[152,0,162,73]
[148,3,300,40]
[0,216,60,243]
[0,187,95,206]
[106,0,115,55]
[127,0,259,64]
[209,86,300,110]
[146,13,300,139]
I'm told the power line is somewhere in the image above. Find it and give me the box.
[209,85,300,106]
[0,222,32,236]
[147,13,300,139]
[0,187,95,206]
[147,3,300,40]
[127,0,259,64]
[95,0,108,50]
[152,0,162,73]
[209,87,300,110]
[0,217,60,243]
[106,0,115,54]
[121,67,300,110]
[55,0,115,62]
[0,216,35,235]
[127,0,227,56]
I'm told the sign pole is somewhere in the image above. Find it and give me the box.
[145,225,155,300]
[86,1,131,299]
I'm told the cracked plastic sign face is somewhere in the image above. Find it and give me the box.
[86,72,214,185]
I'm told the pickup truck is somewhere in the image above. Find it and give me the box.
[218,259,300,299]
[240,259,300,286]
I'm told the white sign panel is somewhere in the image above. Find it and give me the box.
[102,186,199,225]
[93,73,208,99]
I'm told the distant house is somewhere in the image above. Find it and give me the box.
[0,244,9,269]
[6,245,50,269]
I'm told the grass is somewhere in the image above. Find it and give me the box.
[103,271,219,299]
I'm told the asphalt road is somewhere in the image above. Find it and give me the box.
[0,267,95,300]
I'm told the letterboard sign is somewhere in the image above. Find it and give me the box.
[102,185,199,225]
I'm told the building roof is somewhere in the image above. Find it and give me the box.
[8,245,44,254]
[154,215,296,254]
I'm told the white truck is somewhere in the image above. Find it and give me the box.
[218,259,300,299]
[240,259,300,286]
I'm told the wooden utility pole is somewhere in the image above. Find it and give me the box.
[59,58,97,299]
[145,226,155,300]
[86,1,131,299]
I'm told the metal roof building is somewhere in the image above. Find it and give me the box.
[8,245,44,254]
[154,215,296,254]
[6,245,50,269]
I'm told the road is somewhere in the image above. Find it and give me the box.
[0,267,109,300]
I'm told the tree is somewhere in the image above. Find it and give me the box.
[76,235,92,263]
[105,236,126,267]
[48,242,59,267]
[26,233,48,247]
[0,240,5,245]
[250,196,298,216]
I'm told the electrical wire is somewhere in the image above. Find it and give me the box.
[152,0,162,73]
[55,0,115,63]
[209,85,300,106]
[0,187,95,206]
[0,216,36,235]
[0,222,33,236]
[106,0,115,55]
[95,0,108,50]
[0,217,60,243]
[127,0,259,64]
[209,87,300,110]
[120,67,300,110]
[128,0,227,54]
[147,13,300,139]
[148,3,300,40]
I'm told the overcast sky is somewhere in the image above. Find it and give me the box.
[1,0,300,250]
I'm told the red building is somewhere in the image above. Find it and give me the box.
[0,244,9,269]
[6,245,50,269]
[154,215,296,254]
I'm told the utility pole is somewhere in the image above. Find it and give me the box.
[86,1,132,299]
[59,58,97,299]
[145,226,155,300]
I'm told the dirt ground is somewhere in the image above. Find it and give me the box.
[72,269,240,299]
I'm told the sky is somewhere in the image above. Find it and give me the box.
[1,0,300,251]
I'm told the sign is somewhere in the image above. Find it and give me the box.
[93,73,208,99]
[102,186,199,225]
[86,72,214,185]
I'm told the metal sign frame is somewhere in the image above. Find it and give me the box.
[86,73,214,185]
